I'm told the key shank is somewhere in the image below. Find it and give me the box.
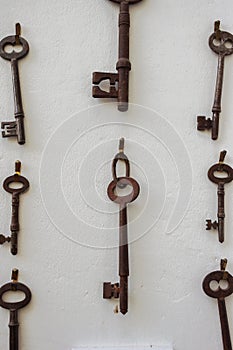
[9,309,19,350]
[212,54,225,140]
[119,204,129,315]
[10,193,20,255]
[218,298,232,350]
[11,59,25,145]
[217,182,225,243]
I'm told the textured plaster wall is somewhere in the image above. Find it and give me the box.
[0,0,233,349]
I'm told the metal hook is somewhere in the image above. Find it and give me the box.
[15,160,21,175]
[112,138,130,187]
[214,20,221,41]
[221,258,228,271]
[15,23,21,45]
[219,150,227,164]
[11,268,19,283]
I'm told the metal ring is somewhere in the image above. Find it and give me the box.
[208,163,233,184]
[107,176,140,205]
[202,271,233,299]
[0,282,31,310]
[0,35,29,61]
[209,31,233,56]
[112,152,130,185]
[3,174,30,195]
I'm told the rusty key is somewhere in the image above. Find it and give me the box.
[206,151,233,243]
[93,0,143,112]
[203,259,233,350]
[197,21,233,140]
[0,269,31,350]
[0,161,29,255]
[103,139,140,314]
[0,23,29,144]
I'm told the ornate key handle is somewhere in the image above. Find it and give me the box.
[0,161,29,255]
[92,0,143,112]
[197,21,233,140]
[206,151,233,243]
[203,260,233,350]
[0,23,29,145]
[0,269,31,350]
[103,139,140,315]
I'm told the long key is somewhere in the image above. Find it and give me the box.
[0,161,29,255]
[206,151,233,243]
[0,269,31,350]
[203,260,233,350]
[103,139,140,314]
[0,23,29,145]
[197,21,233,140]
[93,0,143,112]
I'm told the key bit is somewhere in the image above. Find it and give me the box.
[206,219,218,230]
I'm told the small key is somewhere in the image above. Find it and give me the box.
[103,139,140,315]
[197,21,233,140]
[0,23,29,144]
[0,161,29,255]
[203,259,233,350]
[93,0,143,112]
[0,269,31,350]
[206,151,233,243]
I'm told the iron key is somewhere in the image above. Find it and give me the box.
[0,23,29,145]
[197,21,233,140]
[0,269,31,350]
[0,161,29,255]
[103,139,140,314]
[203,259,233,350]
[93,0,143,112]
[206,151,233,243]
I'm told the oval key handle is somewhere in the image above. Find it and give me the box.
[0,282,31,310]
[109,0,143,4]
[108,176,140,205]
[209,31,233,56]
[208,163,233,184]
[3,174,30,195]
[203,271,233,299]
[0,35,29,61]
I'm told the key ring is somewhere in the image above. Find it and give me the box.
[0,282,31,310]
[0,23,29,61]
[3,161,29,195]
[207,151,233,184]
[209,30,233,56]
[108,176,140,205]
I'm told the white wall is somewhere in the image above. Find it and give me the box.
[0,0,233,349]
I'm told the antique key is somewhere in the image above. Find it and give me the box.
[0,23,29,144]
[103,139,140,314]
[203,259,233,350]
[197,21,233,140]
[0,161,29,255]
[92,0,143,112]
[206,151,233,243]
[0,269,31,350]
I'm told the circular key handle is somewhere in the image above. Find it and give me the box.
[108,176,140,205]
[3,174,29,195]
[209,31,233,56]
[0,282,31,310]
[208,163,233,184]
[109,0,143,4]
[203,270,233,299]
[0,35,29,61]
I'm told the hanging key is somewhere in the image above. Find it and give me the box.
[0,23,29,145]
[0,269,31,350]
[203,259,233,350]
[103,138,140,314]
[206,151,233,243]
[92,0,143,112]
[0,161,29,255]
[197,21,233,140]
